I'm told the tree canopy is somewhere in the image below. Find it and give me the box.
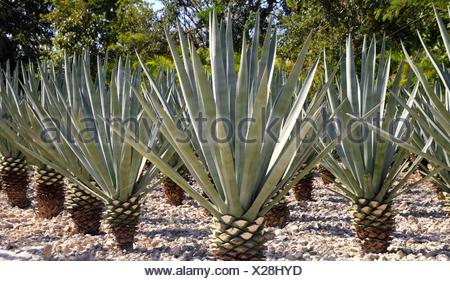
[0,0,52,64]
[0,0,449,67]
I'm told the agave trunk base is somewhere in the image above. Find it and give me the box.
[162,177,184,206]
[317,165,335,185]
[0,156,31,209]
[293,173,314,201]
[351,199,394,254]
[264,200,289,228]
[66,184,104,235]
[35,168,65,219]
[210,215,267,261]
[105,197,141,250]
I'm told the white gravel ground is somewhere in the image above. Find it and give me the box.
[0,173,449,261]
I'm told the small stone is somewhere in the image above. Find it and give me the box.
[436,254,450,261]
[41,245,52,260]
[366,254,378,261]
[104,240,115,249]
[171,246,181,256]
[0,223,13,229]
[274,229,283,236]
[396,250,405,258]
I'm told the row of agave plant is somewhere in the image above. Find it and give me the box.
[0,8,449,260]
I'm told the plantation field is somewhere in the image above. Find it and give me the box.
[1,173,448,261]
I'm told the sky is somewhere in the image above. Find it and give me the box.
[145,0,164,10]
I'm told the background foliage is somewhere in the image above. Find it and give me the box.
[0,0,449,71]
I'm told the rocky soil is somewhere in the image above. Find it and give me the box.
[0,173,449,261]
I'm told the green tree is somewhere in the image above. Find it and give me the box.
[279,0,449,65]
[108,0,169,60]
[0,0,52,64]
[44,0,117,59]
[160,0,286,48]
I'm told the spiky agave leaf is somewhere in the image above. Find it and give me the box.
[117,11,336,260]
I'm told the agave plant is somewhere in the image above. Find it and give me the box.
[0,56,108,233]
[273,71,319,204]
[0,53,169,248]
[118,12,336,260]
[320,36,430,254]
[292,153,316,202]
[0,64,31,209]
[380,7,450,214]
[153,69,190,206]
[409,82,448,201]
[0,63,66,218]
[162,156,187,206]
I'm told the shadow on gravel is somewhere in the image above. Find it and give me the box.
[408,248,450,256]
[290,214,351,223]
[134,244,209,260]
[393,231,445,243]
[142,228,209,240]
[394,201,437,208]
[144,217,203,225]
[398,210,447,219]
[323,197,348,204]
[22,235,61,243]
[303,225,353,237]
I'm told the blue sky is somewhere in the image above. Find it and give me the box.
[145,0,164,10]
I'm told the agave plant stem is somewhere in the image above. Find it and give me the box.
[162,176,185,206]
[0,156,31,208]
[66,183,104,235]
[351,199,394,253]
[433,185,445,201]
[317,164,335,185]
[35,167,65,219]
[293,172,314,201]
[264,199,289,228]
[210,216,267,260]
[105,196,142,250]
